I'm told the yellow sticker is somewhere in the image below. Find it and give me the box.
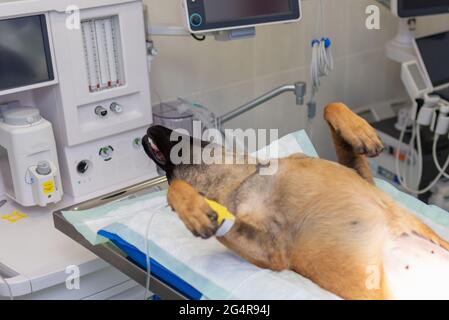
[2,210,27,223]
[205,199,235,225]
[42,180,55,195]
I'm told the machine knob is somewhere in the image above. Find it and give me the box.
[110,102,123,114]
[36,161,51,176]
[99,146,114,161]
[77,161,90,175]
[190,13,202,27]
[133,137,142,149]
[95,106,108,118]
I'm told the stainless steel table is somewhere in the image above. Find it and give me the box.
[53,176,189,300]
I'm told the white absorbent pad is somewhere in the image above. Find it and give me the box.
[101,199,340,300]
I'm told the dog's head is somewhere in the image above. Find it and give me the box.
[142,125,209,180]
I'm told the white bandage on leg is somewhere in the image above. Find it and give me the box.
[216,219,235,237]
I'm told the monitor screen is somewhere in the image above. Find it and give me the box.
[416,31,449,88]
[398,0,449,17]
[204,0,291,23]
[0,15,54,92]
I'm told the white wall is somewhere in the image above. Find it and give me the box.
[144,0,449,160]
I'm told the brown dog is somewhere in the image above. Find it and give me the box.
[143,103,449,300]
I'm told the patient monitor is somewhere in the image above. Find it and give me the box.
[414,31,449,100]
[377,0,449,63]
[379,0,449,18]
[182,0,301,37]
[0,0,156,206]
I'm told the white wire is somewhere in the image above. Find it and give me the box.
[404,124,416,184]
[317,0,325,36]
[396,123,416,188]
[0,273,13,300]
[432,135,449,179]
[311,44,320,89]
[143,209,163,300]
[311,41,333,90]
[395,124,449,195]
[416,124,423,187]
[402,124,416,187]
[318,41,333,76]
[305,117,314,141]
[310,0,333,93]
[307,0,333,139]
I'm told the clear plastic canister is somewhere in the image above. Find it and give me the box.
[152,101,194,136]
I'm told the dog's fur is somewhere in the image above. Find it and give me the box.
[143,103,449,300]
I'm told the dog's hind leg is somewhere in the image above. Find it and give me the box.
[324,103,384,184]
[388,204,449,252]
[167,179,290,271]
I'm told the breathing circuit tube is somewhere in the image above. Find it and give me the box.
[432,105,449,180]
[432,135,449,180]
[395,111,449,195]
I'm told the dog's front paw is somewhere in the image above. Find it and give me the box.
[183,201,220,239]
[325,103,384,157]
[167,180,219,239]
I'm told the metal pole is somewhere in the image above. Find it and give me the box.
[217,82,306,125]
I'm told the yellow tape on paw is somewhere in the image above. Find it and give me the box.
[205,199,235,224]
[205,199,235,237]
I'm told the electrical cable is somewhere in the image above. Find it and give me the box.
[432,135,449,179]
[416,124,423,188]
[395,123,449,195]
[394,123,412,191]
[396,123,415,188]
[310,38,333,90]
[404,123,417,185]
[305,117,315,142]
[143,209,163,300]
[191,33,206,41]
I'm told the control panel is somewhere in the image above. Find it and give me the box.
[62,127,156,201]
[43,2,153,148]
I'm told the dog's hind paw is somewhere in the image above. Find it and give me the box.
[167,180,220,239]
[325,103,384,157]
